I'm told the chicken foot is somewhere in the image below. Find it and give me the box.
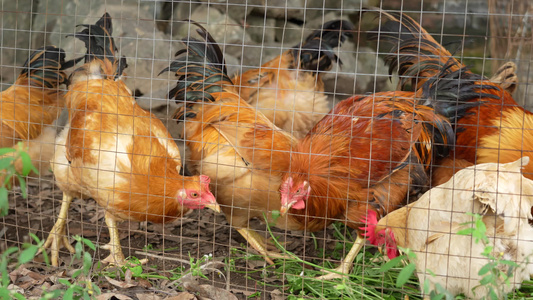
[237,228,292,265]
[100,213,148,267]
[316,234,365,280]
[39,193,75,266]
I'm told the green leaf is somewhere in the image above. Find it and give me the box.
[379,255,404,273]
[92,284,101,295]
[42,248,50,266]
[63,287,74,300]
[74,242,83,259]
[396,263,416,288]
[16,175,27,199]
[479,273,494,286]
[28,233,42,245]
[0,187,8,217]
[456,228,475,236]
[0,288,10,299]
[334,283,346,290]
[72,269,82,279]
[489,288,498,300]
[45,290,63,299]
[82,238,96,251]
[0,157,15,170]
[3,246,19,258]
[83,252,92,273]
[430,293,445,300]
[478,262,496,276]
[271,210,280,222]
[424,278,431,294]
[58,278,71,286]
[500,260,519,267]
[0,148,16,156]
[18,245,38,264]
[0,157,14,170]
[482,246,493,257]
[129,264,143,277]
[13,292,26,300]
[18,151,33,176]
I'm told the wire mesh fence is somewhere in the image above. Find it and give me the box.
[1,0,533,299]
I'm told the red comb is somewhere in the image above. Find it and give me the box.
[199,175,210,184]
[359,210,379,244]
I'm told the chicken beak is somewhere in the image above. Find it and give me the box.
[279,202,294,216]
[205,203,221,213]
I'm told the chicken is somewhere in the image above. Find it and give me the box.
[489,61,518,95]
[161,24,300,265]
[362,157,533,299]
[40,13,220,267]
[0,46,80,178]
[232,20,355,138]
[278,88,464,279]
[367,11,533,184]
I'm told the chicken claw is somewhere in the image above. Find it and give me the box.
[101,214,148,267]
[237,228,292,265]
[315,234,365,280]
[39,193,75,267]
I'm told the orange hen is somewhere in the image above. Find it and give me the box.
[0,46,80,177]
[40,13,219,267]
[161,23,300,265]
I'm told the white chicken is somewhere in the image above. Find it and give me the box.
[362,157,533,299]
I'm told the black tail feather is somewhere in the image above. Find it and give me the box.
[292,19,355,72]
[21,46,82,88]
[365,8,468,91]
[420,62,500,126]
[159,21,233,122]
[70,13,126,77]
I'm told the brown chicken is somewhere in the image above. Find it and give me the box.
[0,46,79,177]
[362,157,533,299]
[232,20,355,138]
[161,24,300,265]
[367,10,533,184]
[40,13,219,267]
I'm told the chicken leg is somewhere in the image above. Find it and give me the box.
[39,193,76,266]
[237,228,292,265]
[316,234,365,280]
[100,213,148,267]
[100,213,127,266]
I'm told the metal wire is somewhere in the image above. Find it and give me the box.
[1,0,533,299]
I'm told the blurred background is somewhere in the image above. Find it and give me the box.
[2,0,532,115]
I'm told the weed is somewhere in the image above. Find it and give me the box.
[0,143,39,217]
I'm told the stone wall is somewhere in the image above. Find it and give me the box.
[1,0,531,111]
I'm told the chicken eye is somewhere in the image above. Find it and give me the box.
[190,192,199,198]
[296,188,301,193]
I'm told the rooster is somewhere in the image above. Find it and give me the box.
[277,82,477,278]
[0,46,80,178]
[367,10,533,184]
[362,157,533,299]
[232,20,355,138]
[40,13,220,267]
[161,24,301,265]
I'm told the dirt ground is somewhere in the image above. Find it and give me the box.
[1,175,351,300]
